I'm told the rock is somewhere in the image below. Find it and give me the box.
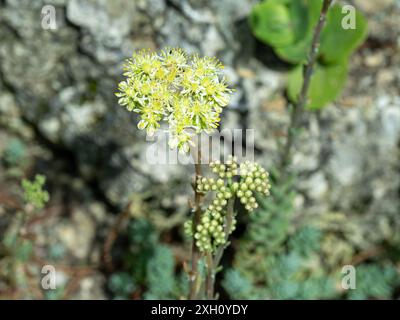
[302,172,329,201]
[354,0,394,13]
[55,270,69,289]
[292,115,322,173]
[74,275,106,299]
[56,209,95,260]
[88,202,108,223]
[376,69,396,87]
[322,93,400,215]
[0,92,31,136]
[202,26,225,56]
[327,109,366,187]
[66,0,136,48]
[377,95,400,149]
[364,52,385,68]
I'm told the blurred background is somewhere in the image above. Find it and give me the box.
[0,0,399,299]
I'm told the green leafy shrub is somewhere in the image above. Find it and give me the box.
[224,230,338,300]
[144,245,176,299]
[348,264,399,300]
[108,272,136,299]
[15,240,33,262]
[222,172,340,299]
[264,253,336,299]
[2,139,26,167]
[108,218,188,300]
[221,269,254,299]
[250,0,368,109]
[288,226,322,258]
[224,174,400,299]
[48,243,67,261]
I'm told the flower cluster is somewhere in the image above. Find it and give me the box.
[187,156,271,252]
[116,48,233,152]
[234,161,270,212]
[194,209,227,252]
[209,157,238,179]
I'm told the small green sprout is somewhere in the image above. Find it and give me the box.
[21,174,50,209]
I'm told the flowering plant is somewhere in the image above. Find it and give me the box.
[116,48,271,299]
[116,48,233,152]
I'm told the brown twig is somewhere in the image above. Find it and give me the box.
[61,268,97,299]
[350,245,384,266]
[280,0,333,170]
[102,201,132,272]
[26,205,63,227]
[0,189,23,210]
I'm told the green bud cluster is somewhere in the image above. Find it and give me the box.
[228,216,237,235]
[209,155,239,179]
[236,161,271,212]
[191,156,270,252]
[184,219,193,237]
[194,208,226,252]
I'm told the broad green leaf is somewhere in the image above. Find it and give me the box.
[249,1,367,65]
[287,60,348,109]
[249,0,295,48]
[274,0,323,64]
[320,4,368,64]
[249,0,367,109]
[291,0,322,41]
[276,34,312,64]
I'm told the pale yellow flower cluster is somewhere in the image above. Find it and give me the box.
[116,48,233,152]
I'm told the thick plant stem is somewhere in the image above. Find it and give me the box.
[189,146,203,300]
[205,252,214,299]
[203,197,235,298]
[280,0,333,171]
